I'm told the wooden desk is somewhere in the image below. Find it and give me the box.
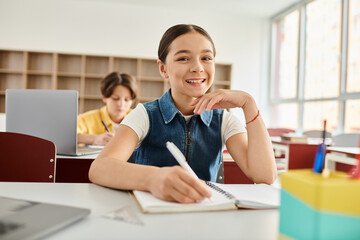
[223,140,319,184]
[271,140,319,171]
[56,151,254,185]
[0,182,280,240]
[324,147,360,172]
[55,153,98,183]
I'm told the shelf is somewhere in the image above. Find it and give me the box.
[57,72,82,77]
[85,56,109,75]
[84,78,101,96]
[0,69,23,74]
[113,58,137,76]
[0,95,5,112]
[139,59,159,78]
[27,75,52,89]
[27,52,53,72]
[84,73,106,79]
[139,96,156,103]
[215,64,231,81]
[214,80,231,85]
[212,84,231,91]
[83,95,102,100]
[0,49,232,113]
[27,70,52,76]
[83,99,104,112]
[139,81,164,99]
[58,54,82,74]
[139,77,164,82]
[0,50,24,71]
[0,73,25,91]
[57,76,81,92]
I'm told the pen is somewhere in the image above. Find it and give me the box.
[166,141,212,202]
[322,120,327,143]
[313,120,327,173]
[166,142,212,202]
[102,120,111,133]
[166,141,198,179]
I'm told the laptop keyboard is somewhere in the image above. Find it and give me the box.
[0,221,23,236]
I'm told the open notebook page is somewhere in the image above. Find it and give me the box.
[132,183,279,213]
[210,183,280,209]
[132,187,236,213]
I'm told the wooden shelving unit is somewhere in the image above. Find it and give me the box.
[0,49,232,113]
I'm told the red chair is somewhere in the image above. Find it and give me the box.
[0,132,56,182]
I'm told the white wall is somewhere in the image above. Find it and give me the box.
[0,0,271,123]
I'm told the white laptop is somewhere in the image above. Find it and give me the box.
[5,89,101,156]
[0,196,90,240]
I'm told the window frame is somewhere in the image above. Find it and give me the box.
[269,0,360,134]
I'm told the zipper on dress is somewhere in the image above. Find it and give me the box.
[185,117,193,161]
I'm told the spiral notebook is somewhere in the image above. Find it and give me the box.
[132,182,280,213]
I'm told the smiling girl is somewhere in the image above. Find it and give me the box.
[89,24,276,203]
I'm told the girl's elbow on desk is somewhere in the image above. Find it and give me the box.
[88,160,101,184]
[250,167,277,185]
[250,175,275,185]
[88,156,116,185]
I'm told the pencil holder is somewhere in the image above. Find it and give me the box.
[279,169,360,240]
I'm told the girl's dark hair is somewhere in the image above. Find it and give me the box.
[100,72,138,100]
[158,24,216,63]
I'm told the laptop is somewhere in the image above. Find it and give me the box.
[5,89,101,156]
[0,196,90,240]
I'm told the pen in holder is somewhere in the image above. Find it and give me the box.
[313,143,326,173]
[312,120,327,173]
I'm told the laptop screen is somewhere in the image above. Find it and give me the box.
[5,89,78,155]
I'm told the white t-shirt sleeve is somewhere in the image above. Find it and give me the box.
[120,103,149,143]
[221,110,247,146]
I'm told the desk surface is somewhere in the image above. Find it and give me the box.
[327,147,360,155]
[0,182,279,240]
[56,153,99,159]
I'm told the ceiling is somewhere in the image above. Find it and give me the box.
[109,0,301,18]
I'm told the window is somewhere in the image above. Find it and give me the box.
[269,103,298,130]
[304,0,341,99]
[272,10,299,100]
[345,99,360,132]
[347,0,360,93]
[270,0,360,134]
[303,101,339,132]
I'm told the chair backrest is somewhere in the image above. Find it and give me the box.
[0,132,56,182]
[267,128,295,137]
[332,133,360,147]
[303,130,332,138]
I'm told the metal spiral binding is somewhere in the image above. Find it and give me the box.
[205,181,235,200]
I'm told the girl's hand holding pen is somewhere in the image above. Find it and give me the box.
[148,166,212,204]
